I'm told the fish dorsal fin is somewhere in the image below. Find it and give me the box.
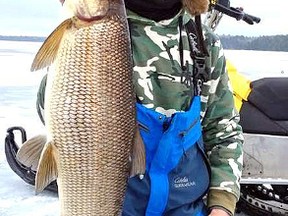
[16,135,47,171]
[35,141,59,194]
[31,18,74,72]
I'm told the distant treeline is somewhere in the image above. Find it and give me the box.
[219,35,288,52]
[0,35,45,42]
[1,35,288,52]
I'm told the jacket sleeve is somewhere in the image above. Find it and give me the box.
[201,30,244,215]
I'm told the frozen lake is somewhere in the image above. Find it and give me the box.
[224,49,288,80]
[0,40,58,216]
[1,40,288,215]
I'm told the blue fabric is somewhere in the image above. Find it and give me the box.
[122,96,210,216]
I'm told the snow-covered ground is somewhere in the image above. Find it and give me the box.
[224,49,288,80]
[2,40,288,215]
[0,88,60,216]
[0,40,60,216]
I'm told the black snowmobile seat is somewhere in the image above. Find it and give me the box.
[239,78,288,135]
[248,78,288,121]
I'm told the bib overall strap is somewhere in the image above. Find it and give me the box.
[141,96,203,216]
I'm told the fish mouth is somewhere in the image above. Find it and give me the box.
[76,13,106,22]
[75,2,110,21]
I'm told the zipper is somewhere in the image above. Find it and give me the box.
[138,121,149,133]
[163,117,172,132]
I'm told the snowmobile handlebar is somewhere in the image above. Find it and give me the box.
[211,0,261,25]
[242,12,261,25]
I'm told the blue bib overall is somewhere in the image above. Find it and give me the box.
[122,96,210,216]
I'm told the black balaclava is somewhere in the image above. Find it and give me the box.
[124,0,182,21]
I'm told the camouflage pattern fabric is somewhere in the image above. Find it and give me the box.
[127,9,244,213]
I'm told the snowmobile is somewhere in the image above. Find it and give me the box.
[4,0,288,215]
[226,61,288,216]
[206,1,288,215]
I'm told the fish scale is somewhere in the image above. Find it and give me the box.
[36,3,135,216]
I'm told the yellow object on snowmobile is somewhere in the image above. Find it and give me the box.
[227,60,251,112]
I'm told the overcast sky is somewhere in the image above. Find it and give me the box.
[216,0,288,36]
[0,0,287,37]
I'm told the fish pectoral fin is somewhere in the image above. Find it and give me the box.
[130,127,146,177]
[30,18,74,72]
[35,141,58,194]
[16,135,47,171]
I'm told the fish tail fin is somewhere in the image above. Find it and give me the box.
[31,18,74,72]
[35,141,58,194]
[16,135,47,171]
[130,128,146,177]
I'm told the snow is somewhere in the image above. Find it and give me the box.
[224,49,288,81]
[0,40,60,216]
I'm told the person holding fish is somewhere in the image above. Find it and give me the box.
[16,0,243,215]
[117,1,243,216]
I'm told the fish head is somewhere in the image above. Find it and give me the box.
[63,0,110,21]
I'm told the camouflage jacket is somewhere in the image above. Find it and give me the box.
[127,9,244,215]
